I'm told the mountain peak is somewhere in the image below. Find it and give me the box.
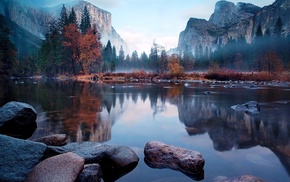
[209,0,253,28]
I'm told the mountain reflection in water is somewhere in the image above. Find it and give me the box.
[1,79,290,181]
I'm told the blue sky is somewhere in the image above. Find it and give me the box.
[23,0,275,54]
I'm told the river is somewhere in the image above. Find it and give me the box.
[1,78,290,181]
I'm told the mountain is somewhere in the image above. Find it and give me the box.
[0,0,129,55]
[44,0,129,54]
[0,14,43,56]
[177,0,290,54]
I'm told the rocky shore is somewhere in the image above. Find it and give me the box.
[0,101,264,181]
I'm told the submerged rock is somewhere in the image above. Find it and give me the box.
[0,101,37,139]
[0,134,47,182]
[144,141,205,180]
[231,101,260,115]
[214,175,263,182]
[25,152,84,182]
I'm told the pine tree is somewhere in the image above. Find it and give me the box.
[0,15,18,76]
[80,5,91,35]
[59,5,68,33]
[68,7,78,25]
[273,17,283,37]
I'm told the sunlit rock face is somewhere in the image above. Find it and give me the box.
[177,0,290,54]
[209,1,253,28]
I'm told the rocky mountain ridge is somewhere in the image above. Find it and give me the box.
[0,0,129,54]
[177,0,290,55]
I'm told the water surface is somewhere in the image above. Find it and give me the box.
[1,79,290,181]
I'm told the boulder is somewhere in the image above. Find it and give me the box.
[45,142,139,181]
[0,134,47,182]
[25,152,84,182]
[231,101,260,115]
[0,101,37,139]
[34,134,68,146]
[45,142,139,167]
[144,141,205,177]
[77,164,102,182]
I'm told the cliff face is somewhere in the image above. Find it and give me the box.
[177,0,290,54]
[0,0,129,54]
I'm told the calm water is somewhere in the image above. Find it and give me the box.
[1,79,290,181]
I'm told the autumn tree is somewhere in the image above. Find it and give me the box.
[79,28,102,74]
[168,54,184,76]
[63,23,81,75]
[262,52,283,74]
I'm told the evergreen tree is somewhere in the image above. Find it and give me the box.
[273,17,283,37]
[68,7,78,25]
[80,5,91,35]
[0,15,18,76]
[118,46,125,70]
[183,45,195,71]
[59,5,68,33]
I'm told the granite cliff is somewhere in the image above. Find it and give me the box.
[0,0,129,55]
[177,0,290,55]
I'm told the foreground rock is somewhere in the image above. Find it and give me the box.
[231,101,260,115]
[0,134,47,182]
[34,134,68,146]
[0,101,37,139]
[77,164,102,182]
[214,175,264,182]
[46,142,139,181]
[144,141,205,180]
[25,152,84,182]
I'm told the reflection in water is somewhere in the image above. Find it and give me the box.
[1,80,290,180]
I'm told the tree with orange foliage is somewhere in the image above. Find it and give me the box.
[79,28,102,74]
[168,54,184,76]
[262,52,283,74]
[63,23,81,75]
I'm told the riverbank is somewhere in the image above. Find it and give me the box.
[6,70,290,84]
[64,70,290,83]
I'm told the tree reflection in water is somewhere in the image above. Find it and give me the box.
[1,80,290,178]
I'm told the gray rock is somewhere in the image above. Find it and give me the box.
[45,142,139,181]
[0,101,37,139]
[45,142,139,167]
[77,164,102,182]
[231,101,260,115]
[144,141,205,175]
[34,134,68,146]
[25,152,84,182]
[0,134,47,182]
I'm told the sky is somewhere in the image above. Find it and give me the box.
[23,0,275,54]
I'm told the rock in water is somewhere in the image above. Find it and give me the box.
[0,134,47,182]
[231,101,260,115]
[77,164,102,182]
[144,141,205,177]
[45,142,139,181]
[0,101,37,139]
[214,175,264,182]
[25,152,84,182]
